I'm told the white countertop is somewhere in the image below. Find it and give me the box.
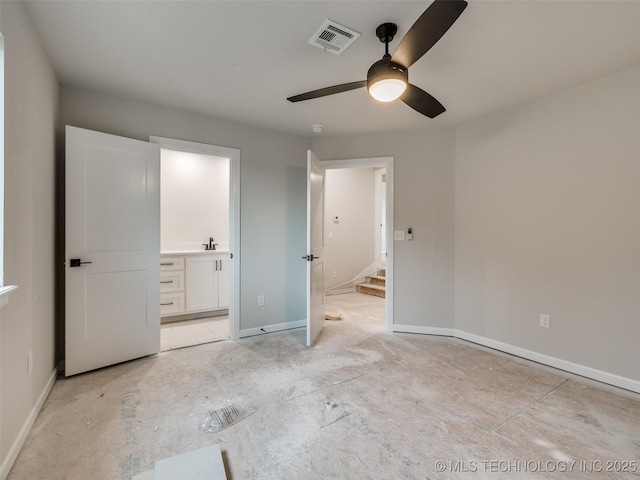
[161,250,229,256]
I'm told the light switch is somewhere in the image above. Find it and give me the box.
[394,231,405,241]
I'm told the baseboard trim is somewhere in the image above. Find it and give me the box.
[161,309,228,324]
[239,320,305,338]
[392,324,456,337]
[454,330,640,394]
[325,288,355,296]
[390,325,639,394]
[1,368,57,479]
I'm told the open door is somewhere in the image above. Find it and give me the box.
[305,150,325,346]
[65,126,160,376]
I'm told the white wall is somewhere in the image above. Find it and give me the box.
[59,87,310,332]
[324,167,376,292]
[312,128,456,329]
[0,0,58,473]
[161,149,229,252]
[455,64,640,384]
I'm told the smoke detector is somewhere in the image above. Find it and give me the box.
[311,125,323,133]
[309,20,360,55]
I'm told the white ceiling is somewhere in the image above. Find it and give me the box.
[24,0,640,137]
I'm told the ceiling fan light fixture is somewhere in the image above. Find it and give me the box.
[366,58,408,103]
[288,0,468,119]
[369,78,407,102]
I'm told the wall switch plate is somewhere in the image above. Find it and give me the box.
[328,232,333,240]
[540,314,550,329]
[394,231,405,241]
[407,227,413,241]
[27,351,33,373]
[258,295,265,306]
[332,271,337,278]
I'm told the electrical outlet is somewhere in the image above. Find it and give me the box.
[27,351,33,373]
[540,314,550,329]
[258,295,265,306]
[394,230,405,241]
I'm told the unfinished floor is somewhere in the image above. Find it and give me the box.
[7,293,640,479]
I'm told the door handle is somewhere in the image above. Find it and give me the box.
[302,255,320,262]
[70,258,93,267]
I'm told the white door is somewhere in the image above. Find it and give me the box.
[65,126,160,376]
[306,151,325,346]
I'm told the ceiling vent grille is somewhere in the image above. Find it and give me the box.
[309,20,360,55]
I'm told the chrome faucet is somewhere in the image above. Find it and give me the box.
[203,237,218,250]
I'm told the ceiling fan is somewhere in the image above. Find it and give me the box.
[287,0,468,119]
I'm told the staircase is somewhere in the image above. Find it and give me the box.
[357,268,386,298]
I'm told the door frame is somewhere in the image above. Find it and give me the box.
[374,168,386,272]
[149,136,240,339]
[321,156,394,332]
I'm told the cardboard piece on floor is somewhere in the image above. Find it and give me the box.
[153,444,227,480]
[132,470,154,480]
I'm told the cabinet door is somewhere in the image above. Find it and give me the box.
[218,257,230,308]
[186,256,219,312]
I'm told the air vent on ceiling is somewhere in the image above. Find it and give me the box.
[308,20,360,55]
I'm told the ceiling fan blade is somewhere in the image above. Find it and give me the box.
[392,0,468,69]
[401,83,446,118]
[287,81,367,102]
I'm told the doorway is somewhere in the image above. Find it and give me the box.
[321,157,394,331]
[149,136,240,348]
[158,148,229,350]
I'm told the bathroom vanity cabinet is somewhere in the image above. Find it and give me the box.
[160,251,229,318]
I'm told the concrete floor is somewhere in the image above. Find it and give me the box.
[7,293,640,479]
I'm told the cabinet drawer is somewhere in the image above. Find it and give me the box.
[160,292,185,316]
[160,271,184,293]
[160,257,184,271]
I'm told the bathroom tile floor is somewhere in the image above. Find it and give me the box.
[161,316,229,351]
[7,293,640,480]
